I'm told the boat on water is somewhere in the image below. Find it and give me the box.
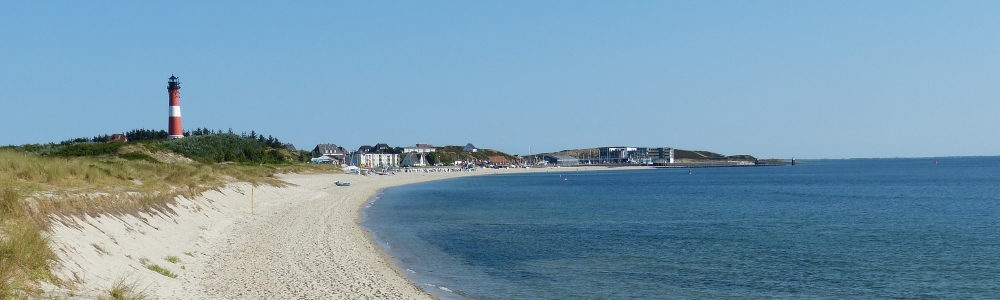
[335,181,351,186]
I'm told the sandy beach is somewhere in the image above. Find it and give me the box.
[44,167,595,299]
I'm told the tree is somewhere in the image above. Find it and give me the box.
[426,152,440,165]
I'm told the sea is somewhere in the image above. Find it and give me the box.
[361,157,1000,299]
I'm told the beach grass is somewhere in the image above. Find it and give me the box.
[99,277,149,300]
[144,265,177,279]
[0,148,338,297]
[1,184,57,299]
[165,256,180,264]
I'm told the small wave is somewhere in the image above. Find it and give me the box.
[422,283,454,293]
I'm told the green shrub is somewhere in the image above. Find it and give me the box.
[161,134,290,164]
[52,142,125,157]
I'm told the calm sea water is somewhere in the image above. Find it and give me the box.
[362,157,1000,299]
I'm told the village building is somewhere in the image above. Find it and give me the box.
[351,144,399,169]
[487,156,511,167]
[402,144,436,154]
[463,143,479,152]
[599,147,638,164]
[399,144,435,167]
[312,144,348,158]
[593,146,674,164]
[311,144,348,165]
[107,133,128,143]
[649,147,675,164]
[373,143,392,153]
[545,155,580,166]
[400,152,429,167]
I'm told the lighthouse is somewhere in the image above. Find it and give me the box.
[167,75,183,139]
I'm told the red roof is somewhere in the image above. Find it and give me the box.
[488,156,509,163]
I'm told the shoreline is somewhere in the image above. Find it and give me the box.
[44,166,648,299]
[357,166,653,298]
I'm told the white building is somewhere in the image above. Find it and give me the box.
[350,144,398,168]
[401,152,428,167]
[403,144,436,154]
[399,144,435,167]
[351,152,398,168]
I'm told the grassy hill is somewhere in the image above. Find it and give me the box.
[0,130,328,298]
[426,146,517,165]
[4,131,307,165]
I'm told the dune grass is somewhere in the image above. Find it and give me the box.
[165,255,180,264]
[144,265,176,279]
[0,148,337,297]
[99,277,149,300]
[1,185,57,299]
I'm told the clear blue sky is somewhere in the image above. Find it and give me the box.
[3,1,998,159]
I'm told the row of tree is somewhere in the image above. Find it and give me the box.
[9,128,298,164]
[61,128,286,150]
[161,133,289,164]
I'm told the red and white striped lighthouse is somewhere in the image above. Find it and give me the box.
[167,75,183,139]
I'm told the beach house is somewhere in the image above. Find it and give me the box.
[400,152,428,167]
[107,133,128,143]
[311,144,348,165]
[399,144,435,167]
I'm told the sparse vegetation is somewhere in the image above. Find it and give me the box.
[118,152,160,164]
[165,256,180,264]
[99,277,149,300]
[183,252,194,257]
[144,264,177,279]
[92,243,108,255]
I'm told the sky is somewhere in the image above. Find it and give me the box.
[2,1,999,159]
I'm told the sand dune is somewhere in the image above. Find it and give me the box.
[45,171,469,299]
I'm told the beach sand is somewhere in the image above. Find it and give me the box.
[44,167,596,299]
